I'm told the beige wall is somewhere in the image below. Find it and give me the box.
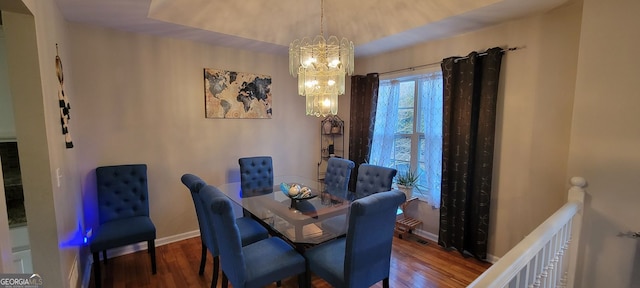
[2,0,82,286]
[357,1,582,257]
[0,24,15,272]
[11,0,634,286]
[67,23,324,239]
[0,27,16,139]
[569,0,640,286]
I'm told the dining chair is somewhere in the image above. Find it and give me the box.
[324,157,355,199]
[318,158,355,235]
[90,164,156,288]
[238,156,274,194]
[181,174,269,288]
[238,155,275,221]
[199,184,307,288]
[353,164,397,200]
[305,190,406,288]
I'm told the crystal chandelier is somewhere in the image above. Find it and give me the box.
[289,0,354,117]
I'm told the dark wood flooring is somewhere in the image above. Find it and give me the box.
[89,235,491,287]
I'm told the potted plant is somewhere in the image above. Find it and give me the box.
[395,169,421,200]
[322,115,343,134]
[330,116,343,134]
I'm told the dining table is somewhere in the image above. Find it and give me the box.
[216,175,351,249]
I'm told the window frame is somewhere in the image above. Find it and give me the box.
[375,67,443,203]
[378,74,427,181]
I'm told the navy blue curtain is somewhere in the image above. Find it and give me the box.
[438,47,503,260]
[348,73,379,192]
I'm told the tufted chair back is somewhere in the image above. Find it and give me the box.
[200,184,248,286]
[91,164,156,288]
[324,157,355,197]
[182,174,269,287]
[203,184,306,288]
[344,190,406,287]
[238,156,273,193]
[96,164,150,224]
[181,174,217,253]
[304,190,406,288]
[354,164,397,199]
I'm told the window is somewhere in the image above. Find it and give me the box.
[369,70,443,207]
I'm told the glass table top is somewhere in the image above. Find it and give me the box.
[216,175,351,245]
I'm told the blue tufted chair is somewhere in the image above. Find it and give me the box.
[90,164,156,288]
[353,164,397,200]
[305,190,406,288]
[238,156,274,194]
[181,174,269,288]
[199,184,307,288]
[324,157,355,199]
[320,158,355,235]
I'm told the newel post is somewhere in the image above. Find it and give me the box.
[566,176,586,287]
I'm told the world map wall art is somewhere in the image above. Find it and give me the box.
[204,68,272,119]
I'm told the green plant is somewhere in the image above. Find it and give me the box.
[395,169,420,187]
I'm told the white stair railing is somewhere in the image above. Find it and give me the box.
[468,177,586,288]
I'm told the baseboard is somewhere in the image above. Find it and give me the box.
[485,253,500,264]
[411,228,500,264]
[98,230,200,260]
[412,228,438,242]
[158,230,201,247]
[81,230,201,288]
[68,255,78,288]
[81,257,92,288]
[80,227,500,288]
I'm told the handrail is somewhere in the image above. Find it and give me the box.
[468,177,586,288]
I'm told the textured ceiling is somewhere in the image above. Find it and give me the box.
[54,0,569,56]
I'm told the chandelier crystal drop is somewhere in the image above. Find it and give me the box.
[289,0,354,117]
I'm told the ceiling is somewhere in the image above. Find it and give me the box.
[53,0,570,57]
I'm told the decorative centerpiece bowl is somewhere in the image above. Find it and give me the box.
[280,182,316,200]
[280,182,317,210]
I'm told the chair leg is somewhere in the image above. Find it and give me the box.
[92,252,101,288]
[199,240,207,275]
[102,250,107,263]
[222,272,229,288]
[148,239,157,274]
[383,277,389,288]
[305,262,312,288]
[211,256,219,288]
[298,272,307,288]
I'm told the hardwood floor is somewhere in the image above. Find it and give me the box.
[89,235,491,287]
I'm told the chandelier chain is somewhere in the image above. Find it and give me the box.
[320,0,324,37]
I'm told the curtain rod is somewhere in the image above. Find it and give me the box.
[379,46,523,76]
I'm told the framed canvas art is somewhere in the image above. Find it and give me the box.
[204,68,272,119]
